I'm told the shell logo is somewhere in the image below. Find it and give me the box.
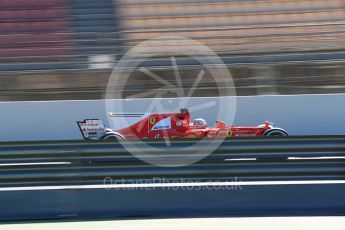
[149,117,156,125]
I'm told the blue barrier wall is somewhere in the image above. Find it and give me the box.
[1,94,345,141]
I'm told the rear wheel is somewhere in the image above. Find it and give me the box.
[102,132,125,141]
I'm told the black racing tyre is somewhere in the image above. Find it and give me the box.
[264,129,288,136]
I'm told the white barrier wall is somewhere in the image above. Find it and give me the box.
[1,94,345,141]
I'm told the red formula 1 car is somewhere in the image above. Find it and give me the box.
[78,108,287,141]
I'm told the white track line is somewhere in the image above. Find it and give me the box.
[288,157,345,160]
[3,217,345,230]
[1,180,345,191]
[225,158,257,161]
[0,162,71,166]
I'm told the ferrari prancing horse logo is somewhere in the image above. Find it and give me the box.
[149,117,156,125]
[226,129,232,137]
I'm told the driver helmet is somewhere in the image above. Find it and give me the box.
[193,118,207,128]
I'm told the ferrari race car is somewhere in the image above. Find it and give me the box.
[77,108,287,141]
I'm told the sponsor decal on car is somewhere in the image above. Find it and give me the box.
[235,132,256,137]
[149,117,156,125]
[151,117,171,131]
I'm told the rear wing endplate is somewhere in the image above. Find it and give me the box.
[77,119,106,140]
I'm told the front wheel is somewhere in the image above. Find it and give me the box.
[263,128,288,136]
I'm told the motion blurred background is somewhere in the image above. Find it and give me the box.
[0,0,345,100]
